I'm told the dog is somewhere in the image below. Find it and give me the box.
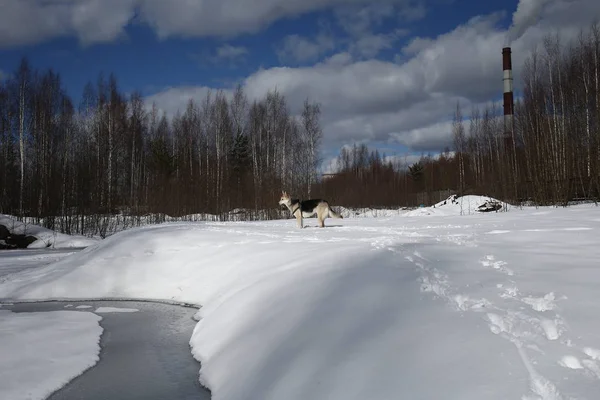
[278,191,343,228]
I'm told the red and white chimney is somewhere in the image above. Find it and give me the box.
[502,47,514,149]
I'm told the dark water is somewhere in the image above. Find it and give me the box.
[5,301,211,400]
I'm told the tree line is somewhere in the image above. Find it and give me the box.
[0,60,322,234]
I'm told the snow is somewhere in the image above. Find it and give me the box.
[337,206,410,218]
[0,214,98,249]
[0,248,77,279]
[94,307,139,313]
[404,194,509,217]
[0,310,102,400]
[1,198,600,399]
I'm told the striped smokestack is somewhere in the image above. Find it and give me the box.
[502,47,514,149]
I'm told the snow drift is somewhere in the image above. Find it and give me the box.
[0,215,98,249]
[404,195,509,217]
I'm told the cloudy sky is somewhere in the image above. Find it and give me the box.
[1,0,598,168]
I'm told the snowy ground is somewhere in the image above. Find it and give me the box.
[0,310,102,400]
[0,248,78,279]
[1,197,600,399]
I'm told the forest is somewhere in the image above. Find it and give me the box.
[1,24,599,235]
[321,24,600,208]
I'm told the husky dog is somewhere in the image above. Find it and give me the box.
[278,191,343,228]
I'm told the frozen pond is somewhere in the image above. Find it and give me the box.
[5,301,211,400]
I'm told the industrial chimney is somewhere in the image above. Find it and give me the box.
[502,47,514,149]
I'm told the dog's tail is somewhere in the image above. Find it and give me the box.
[328,207,343,219]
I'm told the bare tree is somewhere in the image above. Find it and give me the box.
[301,99,322,197]
[452,101,466,194]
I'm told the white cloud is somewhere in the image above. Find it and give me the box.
[0,0,421,47]
[398,1,427,21]
[188,44,249,68]
[138,0,394,39]
[333,1,419,58]
[277,34,336,63]
[334,3,398,37]
[216,45,248,60]
[0,0,135,47]
[322,52,354,67]
[389,121,455,152]
[277,3,411,64]
[350,29,409,58]
[145,86,233,117]
[146,0,600,158]
[210,44,249,66]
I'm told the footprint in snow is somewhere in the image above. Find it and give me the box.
[499,285,519,299]
[560,354,600,379]
[486,313,512,335]
[581,358,600,379]
[522,292,556,312]
[559,355,584,369]
[453,294,490,312]
[583,347,600,360]
[540,319,560,341]
[481,255,514,276]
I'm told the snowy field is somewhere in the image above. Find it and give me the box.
[1,196,600,400]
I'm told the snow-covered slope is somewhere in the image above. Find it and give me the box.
[1,204,600,399]
[0,215,98,249]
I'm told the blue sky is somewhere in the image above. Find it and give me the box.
[0,0,596,168]
[1,1,516,98]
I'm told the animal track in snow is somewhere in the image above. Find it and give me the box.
[559,355,584,369]
[522,292,556,312]
[453,294,490,311]
[540,319,560,341]
[499,285,519,299]
[582,359,600,379]
[558,348,600,379]
[583,347,600,360]
[406,252,490,313]
[403,248,568,399]
[486,313,512,335]
[481,255,514,276]
[419,275,449,297]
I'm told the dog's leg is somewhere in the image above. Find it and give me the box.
[317,208,325,228]
[295,211,303,228]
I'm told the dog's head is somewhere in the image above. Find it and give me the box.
[278,191,291,206]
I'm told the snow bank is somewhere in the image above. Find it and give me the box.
[1,204,600,399]
[0,310,102,400]
[404,195,509,217]
[0,215,98,249]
